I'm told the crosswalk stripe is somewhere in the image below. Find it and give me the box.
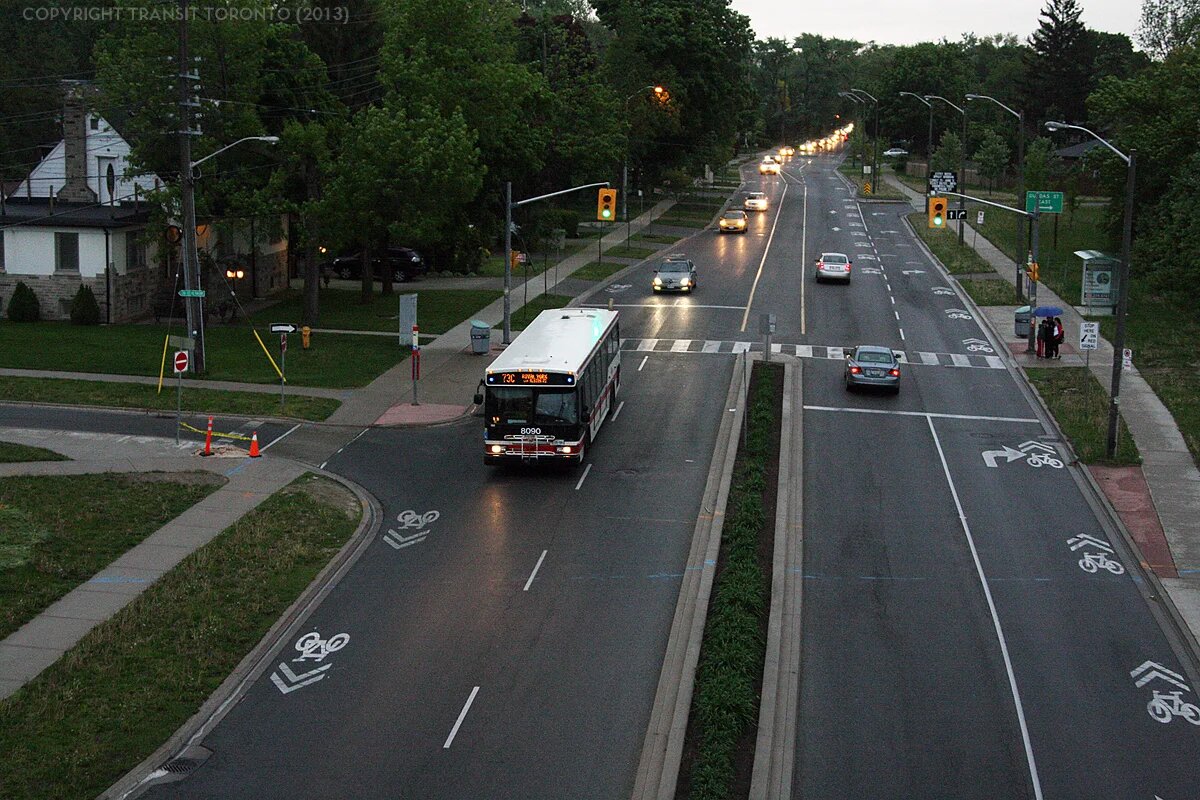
[637,339,658,351]
[950,354,971,367]
[670,339,691,353]
[702,340,722,353]
[795,345,813,358]
[920,352,939,365]
[985,355,1004,369]
[618,340,1006,370]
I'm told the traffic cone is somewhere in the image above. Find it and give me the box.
[248,432,261,458]
[201,416,214,457]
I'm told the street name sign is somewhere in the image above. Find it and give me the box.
[178,289,206,298]
[1025,191,1064,214]
[167,335,195,350]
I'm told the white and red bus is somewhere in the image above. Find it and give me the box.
[475,308,620,465]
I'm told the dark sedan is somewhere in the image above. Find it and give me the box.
[844,345,901,393]
[323,246,428,282]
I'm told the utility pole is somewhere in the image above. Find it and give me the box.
[176,0,205,371]
[1106,149,1137,458]
[503,180,513,345]
[1027,210,1040,353]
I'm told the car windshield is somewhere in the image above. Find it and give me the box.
[486,387,578,426]
[723,212,745,220]
[856,350,893,364]
[748,193,765,200]
[822,254,847,264]
[659,264,690,275]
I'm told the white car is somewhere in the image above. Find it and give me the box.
[814,252,852,282]
[758,159,781,175]
[883,147,908,157]
[743,192,768,212]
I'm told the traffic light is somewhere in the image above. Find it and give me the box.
[597,188,617,221]
[1028,261,1040,283]
[928,196,947,229]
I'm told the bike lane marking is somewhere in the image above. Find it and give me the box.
[925,415,1045,800]
[444,686,481,749]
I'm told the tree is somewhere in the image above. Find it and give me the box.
[1022,137,1058,192]
[69,285,101,326]
[1138,0,1200,59]
[1023,0,1094,122]
[931,131,964,175]
[973,130,1010,191]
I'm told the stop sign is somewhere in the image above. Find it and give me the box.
[173,351,189,374]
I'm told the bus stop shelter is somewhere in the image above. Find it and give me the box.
[1075,250,1120,314]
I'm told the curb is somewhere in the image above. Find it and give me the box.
[0,398,339,428]
[102,467,384,800]
[749,358,804,800]
[631,350,749,800]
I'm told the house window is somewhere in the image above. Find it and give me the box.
[125,232,146,269]
[55,232,80,272]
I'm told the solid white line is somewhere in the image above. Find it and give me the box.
[584,303,747,311]
[443,686,481,749]
[801,180,808,335]
[523,549,548,591]
[261,423,301,451]
[740,177,791,332]
[802,405,1040,423]
[638,355,649,371]
[574,463,593,491]
[611,400,626,421]
[925,417,1044,799]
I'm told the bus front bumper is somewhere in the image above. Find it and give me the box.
[484,440,583,462]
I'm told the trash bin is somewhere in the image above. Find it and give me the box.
[470,320,491,354]
[1014,306,1032,338]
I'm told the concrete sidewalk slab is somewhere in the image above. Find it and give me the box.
[1091,465,1179,578]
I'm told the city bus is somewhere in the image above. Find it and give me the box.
[474,308,620,465]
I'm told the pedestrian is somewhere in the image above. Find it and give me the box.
[1050,316,1065,360]
[1037,317,1049,358]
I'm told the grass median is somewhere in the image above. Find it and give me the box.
[1027,367,1140,465]
[0,472,223,640]
[0,473,361,800]
[0,442,68,463]
[957,278,1024,307]
[573,261,632,282]
[679,361,782,800]
[0,376,341,421]
[907,212,995,275]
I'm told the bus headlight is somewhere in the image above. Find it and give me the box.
[490,445,504,454]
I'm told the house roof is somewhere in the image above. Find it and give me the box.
[0,198,151,230]
[1055,139,1105,159]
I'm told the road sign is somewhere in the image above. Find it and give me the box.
[1025,190,1064,214]
[270,322,297,334]
[947,209,968,221]
[863,165,872,175]
[862,182,872,194]
[1123,348,1133,372]
[928,171,957,193]
[167,335,195,350]
[173,350,189,374]
[1079,321,1099,351]
[178,289,206,298]
[977,211,985,225]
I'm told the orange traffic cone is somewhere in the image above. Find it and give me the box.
[248,432,261,458]
[201,416,214,457]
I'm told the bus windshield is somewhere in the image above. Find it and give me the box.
[487,387,578,426]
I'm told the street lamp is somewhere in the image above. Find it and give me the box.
[849,88,879,195]
[898,92,932,210]
[838,91,866,168]
[967,94,1026,291]
[622,85,664,238]
[181,134,280,372]
[925,95,967,245]
[1045,120,1136,460]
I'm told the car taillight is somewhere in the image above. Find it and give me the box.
[846,263,852,271]
[889,368,900,377]
[817,262,824,269]
[849,366,862,374]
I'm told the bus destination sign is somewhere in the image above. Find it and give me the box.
[488,371,574,386]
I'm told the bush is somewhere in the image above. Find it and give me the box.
[7,281,40,322]
[69,284,101,325]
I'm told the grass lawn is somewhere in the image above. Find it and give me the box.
[958,278,1024,307]
[0,472,223,640]
[0,376,340,421]
[906,213,995,275]
[629,233,681,245]
[1027,367,1140,465]
[573,261,633,282]
[837,162,905,199]
[0,442,69,463]
[0,321,408,389]
[0,473,359,800]
[508,294,573,330]
[268,288,501,335]
[603,243,658,260]
[655,214,710,229]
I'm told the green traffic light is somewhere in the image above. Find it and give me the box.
[934,215,943,226]
[602,209,611,218]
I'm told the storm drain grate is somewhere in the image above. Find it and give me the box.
[161,757,201,774]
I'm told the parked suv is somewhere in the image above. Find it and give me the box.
[324,246,428,282]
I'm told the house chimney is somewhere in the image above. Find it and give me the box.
[58,81,96,203]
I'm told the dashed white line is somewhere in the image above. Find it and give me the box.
[611,400,626,421]
[261,423,301,451]
[523,550,548,591]
[443,686,481,749]
[894,311,900,320]
[574,463,593,491]
[899,329,906,340]
[890,297,896,304]
[638,355,649,371]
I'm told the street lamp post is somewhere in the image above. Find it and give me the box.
[925,95,967,245]
[837,92,865,168]
[898,91,932,210]
[850,88,879,194]
[185,135,279,372]
[621,85,664,244]
[1046,121,1136,460]
[967,94,1025,293]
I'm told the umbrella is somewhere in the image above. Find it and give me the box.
[1034,306,1064,317]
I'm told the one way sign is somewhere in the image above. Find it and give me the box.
[947,209,968,221]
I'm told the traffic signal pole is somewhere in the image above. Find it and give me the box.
[501,180,611,344]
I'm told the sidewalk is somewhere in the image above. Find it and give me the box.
[0,428,308,700]
[327,197,681,428]
[0,367,350,399]
[885,170,1200,646]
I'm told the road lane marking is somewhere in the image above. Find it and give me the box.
[443,686,481,749]
[261,423,301,451]
[611,400,626,421]
[740,173,791,331]
[899,328,905,341]
[925,417,1044,799]
[637,339,657,352]
[524,550,548,591]
[803,406,1039,423]
[702,340,722,353]
[584,303,747,311]
[670,339,691,353]
[800,178,808,334]
[575,463,593,490]
[638,355,649,371]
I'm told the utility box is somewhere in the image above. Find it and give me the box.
[470,320,491,354]
[1014,306,1032,338]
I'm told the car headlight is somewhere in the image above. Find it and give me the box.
[490,445,504,454]
[411,255,420,262]
[680,278,690,286]
[653,277,662,285]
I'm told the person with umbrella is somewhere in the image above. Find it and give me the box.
[1034,306,1064,359]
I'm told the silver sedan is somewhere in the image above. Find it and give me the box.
[844,345,901,393]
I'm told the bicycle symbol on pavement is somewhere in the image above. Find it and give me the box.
[963,338,994,353]
[270,629,351,695]
[932,286,955,296]
[384,508,440,550]
[945,308,973,320]
[294,630,350,662]
[1067,534,1125,575]
[1132,661,1200,726]
[981,441,1064,469]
